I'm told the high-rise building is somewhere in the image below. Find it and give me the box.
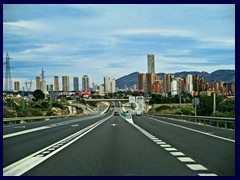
[163,75,167,95]
[99,85,104,94]
[82,75,89,92]
[54,76,59,92]
[14,81,21,92]
[111,78,116,93]
[146,73,160,93]
[171,78,178,96]
[47,84,53,92]
[73,77,79,92]
[186,74,193,94]
[138,73,147,92]
[104,77,111,93]
[152,80,162,94]
[104,77,116,93]
[176,77,184,94]
[62,76,70,92]
[193,75,200,92]
[36,77,41,90]
[164,74,174,94]
[199,78,205,92]
[147,54,155,73]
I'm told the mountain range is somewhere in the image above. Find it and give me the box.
[116,70,235,89]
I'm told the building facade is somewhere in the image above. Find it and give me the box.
[62,76,70,92]
[186,74,193,94]
[73,77,79,92]
[147,54,155,74]
[36,77,41,90]
[14,81,21,92]
[54,76,59,92]
[82,75,89,92]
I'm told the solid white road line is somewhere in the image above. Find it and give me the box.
[3,115,112,176]
[3,114,105,139]
[198,173,218,176]
[3,126,50,139]
[147,116,235,143]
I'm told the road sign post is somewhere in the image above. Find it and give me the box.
[192,98,200,116]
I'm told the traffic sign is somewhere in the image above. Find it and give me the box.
[192,98,200,106]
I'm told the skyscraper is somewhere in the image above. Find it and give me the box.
[186,74,193,94]
[47,84,53,92]
[36,77,41,90]
[104,77,116,93]
[104,77,111,93]
[54,76,59,92]
[171,78,178,96]
[138,73,147,92]
[147,54,155,74]
[14,81,21,92]
[62,76,70,92]
[111,78,116,93]
[73,77,79,92]
[146,73,160,93]
[82,75,89,92]
[164,74,174,94]
[152,80,162,94]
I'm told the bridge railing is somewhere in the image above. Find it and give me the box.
[145,114,235,129]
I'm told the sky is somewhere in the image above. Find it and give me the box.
[3,4,235,91]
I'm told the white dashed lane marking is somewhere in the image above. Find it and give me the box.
[123,115,218,176]
[170,152,185,156]
[186,164,208,171]
[165,148,177,151]
[177,157,195,162]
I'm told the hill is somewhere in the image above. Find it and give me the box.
[116,70,235,89]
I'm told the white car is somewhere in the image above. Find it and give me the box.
[136,111,142,116]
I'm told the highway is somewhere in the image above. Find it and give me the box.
[3,107,235,176]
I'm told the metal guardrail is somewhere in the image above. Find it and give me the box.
[146,114,235,129]
[3,114,94,125]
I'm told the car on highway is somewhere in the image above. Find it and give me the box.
[136,111,142,116]
[122,111,130,117]
[114,111,119,115]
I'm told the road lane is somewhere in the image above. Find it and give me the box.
[23,115,198,176]
[3,111,113,167]
[133,115,235,176]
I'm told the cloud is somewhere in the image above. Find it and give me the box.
[114,28,196,38]
[3,4,235,91]
[106,63,129,68]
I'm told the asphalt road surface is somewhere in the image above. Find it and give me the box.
[3,109,235,176]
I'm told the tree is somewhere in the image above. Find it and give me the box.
[33,90,45,101]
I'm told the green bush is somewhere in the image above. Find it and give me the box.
[3,107,16,118]
[156,105,171,112]
[41,102,49,109]
[17,108,43,117]
[52,103,64,109]
[181,106,195,115]
[45,110,54,116]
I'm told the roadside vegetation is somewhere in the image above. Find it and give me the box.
[148,94,235,118]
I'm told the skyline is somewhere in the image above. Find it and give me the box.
[3,4,235,90]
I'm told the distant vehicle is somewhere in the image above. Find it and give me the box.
[114,111,119,115]
[136,111,142,116]
[122,111,130,117]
